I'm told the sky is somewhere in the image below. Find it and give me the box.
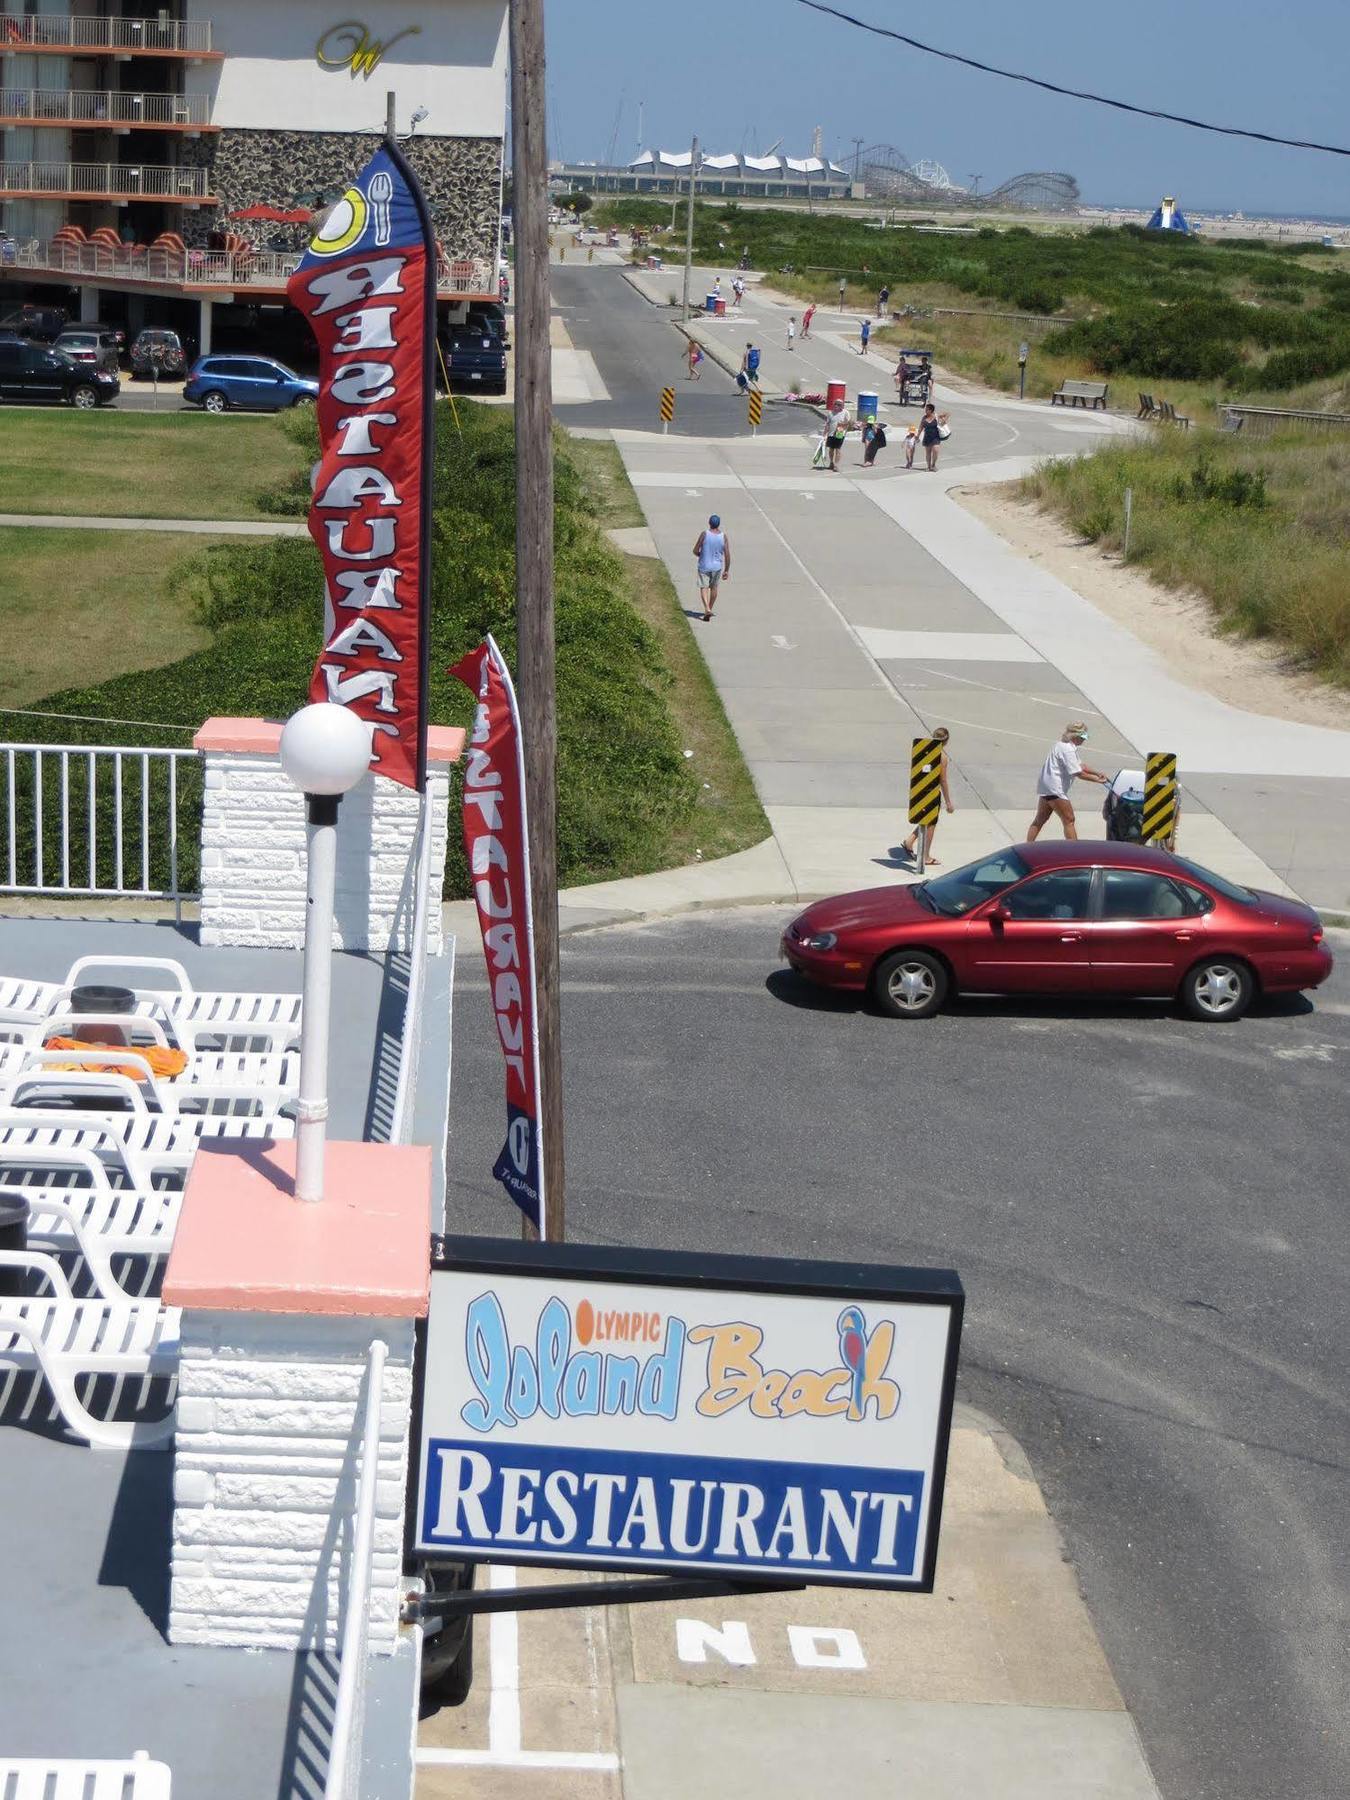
[542,0,1350,217]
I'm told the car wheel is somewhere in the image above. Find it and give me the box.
[71,385,99,410]
[201,389,228,414]
[291,393,314,408]
[1180,957,1253,1023]
[871,949,949,1020]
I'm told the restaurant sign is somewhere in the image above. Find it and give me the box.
[414,1239,963,1590]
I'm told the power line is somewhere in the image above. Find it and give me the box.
[794,0,1350,158]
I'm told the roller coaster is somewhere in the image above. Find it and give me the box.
[858,146,1079,213]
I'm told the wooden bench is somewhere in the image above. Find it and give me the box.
[1051,379,1108,409]
[1137,392,1159,420]
[1159,400,1190,430]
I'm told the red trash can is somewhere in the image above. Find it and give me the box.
[714,296,727,316]
[826,379,847,412]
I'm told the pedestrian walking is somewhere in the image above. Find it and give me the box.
[860,417,888,467]
[732,275,744,308]
[693,513,731,621]
[786,315,796,352]
[687,339,703,380]
[1026,723,1108,841]
[917,402,946,470]
[801,300,816,339]
[877,284,890,317]
[903,423,920,468]
[741,341,761,386]
[713,276,722,298]
[902,726,952,863]
[824,398,851,471]
[838,275,847,311]
[859,317,871,356]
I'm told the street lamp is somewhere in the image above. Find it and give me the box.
[1018,339,1029,401]
[279,702,373,1202]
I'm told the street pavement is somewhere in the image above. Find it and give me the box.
[440,913,1350,1800]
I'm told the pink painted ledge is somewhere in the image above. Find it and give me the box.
[194,715,465,764]
[163,1139,432,1317]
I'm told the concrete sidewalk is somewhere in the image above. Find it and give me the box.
[417,1407,1161,1800]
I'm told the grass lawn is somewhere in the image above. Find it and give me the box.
[568,438,769,865]
[0,527,219,713]
[0,409,308,520]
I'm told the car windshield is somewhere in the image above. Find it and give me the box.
[1167,855,1256,905]
[921,849,1030,916]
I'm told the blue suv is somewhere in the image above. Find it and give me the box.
[183,354,318,414]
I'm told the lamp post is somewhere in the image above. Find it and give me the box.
[279,702,373,1203]
[1018,339,1029,401]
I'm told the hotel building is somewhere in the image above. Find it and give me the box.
[0,0,506,346]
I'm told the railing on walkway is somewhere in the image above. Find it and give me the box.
[388,793,433,1146]
[0,743,201,907]
[324,1338,388,1800]
[2,237,496,296]
[0,13,215,54]
[0,87,214,127]
[0,160,213,198]
[1218,402,1350,437]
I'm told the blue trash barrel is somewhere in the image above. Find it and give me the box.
[705,293,718,313]
[857,390,878,420]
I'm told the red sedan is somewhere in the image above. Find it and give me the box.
[781,842,1332,1023]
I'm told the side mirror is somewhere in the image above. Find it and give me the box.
[989,903,1011,927]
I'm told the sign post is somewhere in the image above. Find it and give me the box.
[748,386,763,436]
[659,384,675,433]
[412,1237,962,1601]
[1143,749,1178,847]
[1017,340,1028,401]
[908,736,943,875]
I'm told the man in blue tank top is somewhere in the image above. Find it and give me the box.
[692,513,732,621]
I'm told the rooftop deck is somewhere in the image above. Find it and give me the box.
[0,910,454,1794]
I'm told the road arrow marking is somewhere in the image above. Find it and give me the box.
[771,634,796,651]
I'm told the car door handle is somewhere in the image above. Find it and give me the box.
[1173,931,1195,942]
[1060,932,1083,943]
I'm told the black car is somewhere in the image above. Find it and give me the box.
[441,328,507,395]
[130,327,186,378]
[0,341,119,407]
[0,303,68,343]
[466,301,510,347]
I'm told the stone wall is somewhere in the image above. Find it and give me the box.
[180,129,501,259]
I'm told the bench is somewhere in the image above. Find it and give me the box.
[1159,399,1190,430]
[1051,380,1108,409]
[1137,392,1159,420]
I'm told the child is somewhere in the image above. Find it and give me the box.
[687,339,703,381]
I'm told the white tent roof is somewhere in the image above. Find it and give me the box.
[628,150,653,167]
[741,154,782,172]
[701,152,739,170]
[784,156,824,174]
[658,150,693,168]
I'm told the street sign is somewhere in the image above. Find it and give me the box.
[748,388,763,430]
[659,385,675,429]
[908,737,943,828]
[1143,750,1178,845]
[414,1237,963,1592]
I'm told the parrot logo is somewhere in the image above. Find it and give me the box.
[837,1305,873,1423]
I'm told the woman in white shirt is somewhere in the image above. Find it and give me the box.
[1026,722,1108,840]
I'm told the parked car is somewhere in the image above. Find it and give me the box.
[441,327,507,395]
[53,326,122,374]
[0,303,68,343]
[182,354,318,413]
[781,842,1332,1023]
[130,327,186,378]
[0,340,119,408]
[466,301,510,347]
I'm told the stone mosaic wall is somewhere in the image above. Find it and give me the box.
[180,129,501,258]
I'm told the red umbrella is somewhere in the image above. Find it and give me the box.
[228,204,312,223]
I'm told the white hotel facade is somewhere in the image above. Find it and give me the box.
[0,0,506,342]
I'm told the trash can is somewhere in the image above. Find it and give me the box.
[714,296,727,316]
[705,293,719,313]
[68,982,136,1049]
[857,390,878,420]
[0,1191,29,1296]
[826,379,847,412]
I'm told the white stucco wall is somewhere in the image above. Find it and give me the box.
[184,0,507,137]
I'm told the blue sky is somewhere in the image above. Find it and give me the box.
[544,0,1349,216]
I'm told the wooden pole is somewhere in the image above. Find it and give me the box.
[681,134,698,320]
[509,0,564,1242]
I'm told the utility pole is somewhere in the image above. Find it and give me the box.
[680,133,698,320]
[509,0,564,1241]
[852,135,864,180]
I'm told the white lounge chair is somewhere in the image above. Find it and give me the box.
[5,1150,180,1299]
[0,1750,171,1799]
[0,954,301,1051]
[0,1060,296,1123]
[0,1250,178,1449]
[0,1103,291,1195]
[0,1032,298,1102]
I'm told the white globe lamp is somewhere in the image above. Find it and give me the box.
[281,703,373,1201]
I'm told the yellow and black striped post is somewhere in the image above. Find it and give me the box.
[748,387,763,435]
[659,385,675,433]
[1143,750,1178,847]
[909,736,944,873]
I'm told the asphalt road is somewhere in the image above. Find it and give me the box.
[552,262,808,436]
[446,912,1350,1800]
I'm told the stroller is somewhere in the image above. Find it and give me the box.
[1103,769,1145,842]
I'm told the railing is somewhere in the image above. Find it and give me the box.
[324,1338,388,1800]
[0,159,212,197]
[1,236,496,295]
[0,87,213,126]
[388,793,432,1146]
[0,14,215,54]
[1218,402,1350,437]
[0,744,201,907]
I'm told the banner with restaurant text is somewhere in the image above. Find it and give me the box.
[450,637,546,1236]
[287,138,435,789]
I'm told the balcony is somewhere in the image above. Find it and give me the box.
[0,14,218,58]
[0,88,216,131]
[0,159,215,203]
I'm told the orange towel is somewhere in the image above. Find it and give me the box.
[41,1037,189,1082]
